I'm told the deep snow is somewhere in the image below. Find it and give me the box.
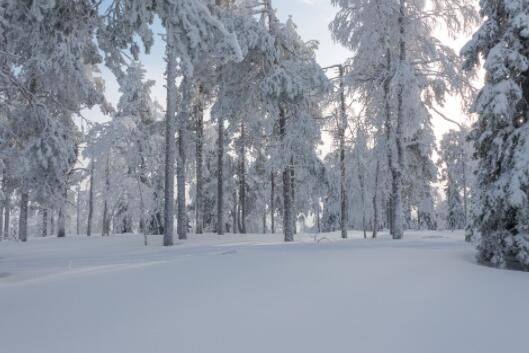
[1,230,528,353]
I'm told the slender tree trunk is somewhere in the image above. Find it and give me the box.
[1,173,5,239]
[316,204,321,233]
[384,46,395,237]
[359,171,367,239]
[4,204,10,239]
[102,155,111,236]
[391,0,406,240]
[0,205,3,240]
[263,209,267,234]
[270,172,275,234]
[87,161,94,236]
[57,187,68,238]
[0,175,5,239]
[177,81,189,241]
[339,65,348,239]
[195,86,204,234]
[462,152,468,228]
[164,25,177,246]
[57,207,66,238]
[372,159,380,239]
[238,120,247,233]
[41,208,48,237]
[19,191,29,242]
[280,106,294,242]
[217,113,225,235]
[232,190,238,234]
[76,185,81,235]
[50,208,55,236]
[283,166,293,242]
[290,158,296,235]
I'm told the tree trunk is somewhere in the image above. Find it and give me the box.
[372,159,380,239]
[57,187,68,238]
[41,208,48,237]
[0,205,3,240]
[76,185,81,235]
[238,120,247,233]
[50,208,55,236]
[177,85,188,241]
[290,158,296,235]
[283,166,293,242]
[87,161,94,236]
[339,65,348,239]
[217,112,225,235]
[383,44,395,237]
[280,106,294,242]
[263,209,267,234]
[391,0,406,240]
[462,151,468,229]
[4,205,9,239]
[19,191,29,242]
[195,86,204,234]
[164,24,177,246]
[359,171,367,239]
[232,190,238,234]
[316,204,321,233]
[57,207,66,238]
[270,172,275,234]
[102,155,111,236]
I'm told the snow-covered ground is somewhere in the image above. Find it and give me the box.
[1,230,528,353]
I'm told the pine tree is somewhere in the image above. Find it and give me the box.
[101,0,242,244]
[462,0,529,270]
[0,0,106,241]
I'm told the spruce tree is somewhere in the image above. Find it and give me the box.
[462,0,529,270]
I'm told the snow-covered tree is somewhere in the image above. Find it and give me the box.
[462,0,529,270]
[0,0,106,241]
[330,0,477,239]
[100,0,242,245]
[261,2,329,241]
[438,128,473,230]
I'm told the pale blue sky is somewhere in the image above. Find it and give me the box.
[86,0,472,139]
[92,0,348,111]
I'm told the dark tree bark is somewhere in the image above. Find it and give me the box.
[391,0,406,240]
[339,64,348,239]
[383,46,395,237]
[263,209,267,234]
[270,172,275,234]
[0,205,3,240]
[87,161,94,236]
[76,185,81,235]
[177,124,187,240]
[195,86,204,234]
[4,205,9,240]
[102,155,111,236]
[50,208,55,236]
[164,24,177,246]
[57,187,68,238]
[232,190,238,234]
[41,208,48,237]
[372,159,380,239]
[217,113,225,235]
[280,106,294,242]
[290,158,296,235]
[238,120,247,233]
[19,191,29,242]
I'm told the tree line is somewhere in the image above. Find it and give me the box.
[1,0,528,271]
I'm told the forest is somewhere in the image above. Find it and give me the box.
[1,1,529,352]
[1,0,527,270]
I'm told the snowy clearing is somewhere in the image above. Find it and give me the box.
[1,231,528,353]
